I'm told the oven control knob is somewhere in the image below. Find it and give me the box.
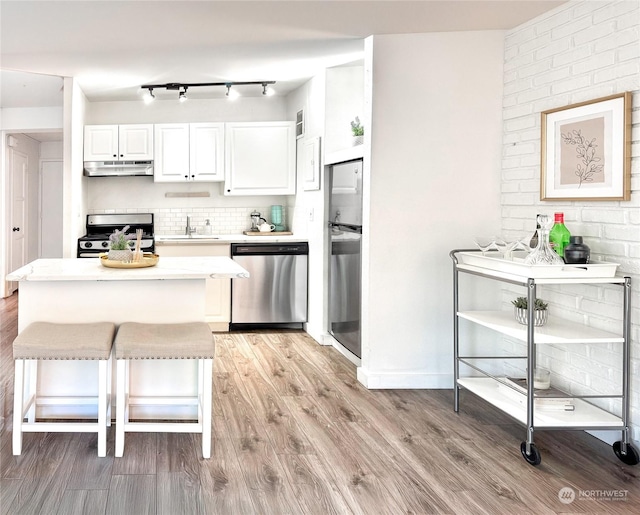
[85,242,92,248]
[102,242,109,248]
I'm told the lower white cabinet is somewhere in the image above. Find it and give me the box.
[224,121,296,195]
[156,244,231,330]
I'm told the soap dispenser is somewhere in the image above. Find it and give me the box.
[204,219,212,235]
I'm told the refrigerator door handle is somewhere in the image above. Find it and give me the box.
[328,222,362,234]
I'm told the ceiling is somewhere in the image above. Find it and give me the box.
[1,0,566,107]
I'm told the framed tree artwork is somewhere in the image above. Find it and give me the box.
[540,92,631,201]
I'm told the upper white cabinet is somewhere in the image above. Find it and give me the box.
[154,123,224,182]
[190,123,225,182]
[224,122,296,195]
[84,124,153,161]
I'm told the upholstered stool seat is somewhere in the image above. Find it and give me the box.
[114,322,214,458]
[13,322,116,457]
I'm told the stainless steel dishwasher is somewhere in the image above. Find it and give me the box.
[231,242,308,328]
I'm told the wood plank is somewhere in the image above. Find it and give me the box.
[198,436,257,515]
[157,471,204,515]
[55,489,108,515]
[106,474,155,515]
[111,433,157,475]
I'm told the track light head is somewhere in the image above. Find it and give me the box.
[225,83,239,100]
[179,87,188,102]
[144,88,155,104]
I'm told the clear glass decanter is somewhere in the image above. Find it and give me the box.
[525,214,564,265]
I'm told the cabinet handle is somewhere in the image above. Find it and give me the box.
[12,227,20,232]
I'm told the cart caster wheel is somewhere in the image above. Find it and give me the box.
[613,442,640,466]
[520,442,541,466]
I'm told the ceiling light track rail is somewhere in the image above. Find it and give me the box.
[140,81,276,102]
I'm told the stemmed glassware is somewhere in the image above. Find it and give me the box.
[473,236,498,255]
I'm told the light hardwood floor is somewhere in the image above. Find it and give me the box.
[1,292,638,514]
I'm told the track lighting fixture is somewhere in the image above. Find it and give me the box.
[140,81,276,102]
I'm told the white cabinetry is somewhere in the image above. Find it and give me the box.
[154,123,224,182]
[450,250,638,467]
[84,124,154,161]
[156,243,231,330]
[224,122,295,195]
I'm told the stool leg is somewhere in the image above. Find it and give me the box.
[12,360,25,455]
[97,359,108,457]
[115,359,126,457]
[202,358,213,459]
[27,360,38,423]
[107,350,113,428]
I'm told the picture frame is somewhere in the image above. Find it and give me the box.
[540,92,631,201]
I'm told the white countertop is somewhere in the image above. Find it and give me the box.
[155,233,307,245]
[7,256,249,282]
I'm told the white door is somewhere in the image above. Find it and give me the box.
[224,122,295,195]
[9,149,28,292]
[40,160,64,258]
[153,124,190,182]
[119,124,154,160]
[84,125,119,160]
[190,123,224,182]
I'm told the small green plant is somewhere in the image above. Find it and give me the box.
[511,297,548,310]
[109,225,135,250]
[350,117,364,137]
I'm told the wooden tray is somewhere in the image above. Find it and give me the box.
[243,231,293,236]
[100,253,159,268]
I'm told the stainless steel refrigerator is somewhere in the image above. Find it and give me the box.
[327,159,363,358]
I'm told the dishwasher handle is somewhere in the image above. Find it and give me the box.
[231,242,309,256]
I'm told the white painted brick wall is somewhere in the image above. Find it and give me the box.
[501,0,640,444]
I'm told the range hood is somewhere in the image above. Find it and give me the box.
[83,161,154,177]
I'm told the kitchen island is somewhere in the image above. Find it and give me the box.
[7,256,249,419]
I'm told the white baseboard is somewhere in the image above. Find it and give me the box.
[357,368,453,389]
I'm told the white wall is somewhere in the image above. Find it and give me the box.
[324,64,364,154]
[500,0,639,443]
[286,72,327,341]
[358,31,505,388]
[0,107,63,131]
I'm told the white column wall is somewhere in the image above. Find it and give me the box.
[358,31,505,388]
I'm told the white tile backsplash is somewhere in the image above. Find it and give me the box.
[89,206,289,235]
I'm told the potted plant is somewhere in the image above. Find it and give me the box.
[108,225,135,261]
[512,296,549,326]
[350,116,364,146]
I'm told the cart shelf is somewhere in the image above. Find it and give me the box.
[458,377,623,429]
[457,310,623,344]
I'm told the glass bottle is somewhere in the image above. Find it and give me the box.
[549,212,571,260]
[529,214,541,249]
[525,215,564,265]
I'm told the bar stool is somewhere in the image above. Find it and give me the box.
[114,322,214,459]
[12,322,116,457]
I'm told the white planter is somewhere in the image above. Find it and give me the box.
[352,135,363,146]
[108,249,133,262]
[514,307,548,326]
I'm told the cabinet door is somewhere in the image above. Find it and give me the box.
[155,244,231,329]
[84,125,119,161]
[224,122,296,195]
[153,124,190,182]
[190,123,225,182]
[119,124,154,160]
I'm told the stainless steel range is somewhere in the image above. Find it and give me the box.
[77,213,154,258]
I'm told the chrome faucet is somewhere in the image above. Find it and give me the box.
[185,216,196,236]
